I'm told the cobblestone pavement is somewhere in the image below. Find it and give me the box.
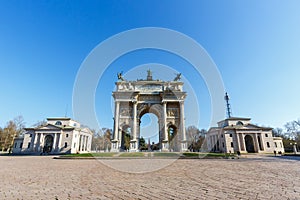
[0,155,299,199]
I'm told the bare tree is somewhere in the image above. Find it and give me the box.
[1,116,25,152]
[32,119,47,128]
[13,115,25,136]
[272,128,283,137]
[186,126,207,151]
[186,126,200,144]
[91,128,112,152]
[284,120,300,140]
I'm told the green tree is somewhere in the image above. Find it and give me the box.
[124,133,130,150]
[139,137,147,150]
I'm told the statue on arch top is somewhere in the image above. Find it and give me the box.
[117,71,125,81]
[174,73,181,81]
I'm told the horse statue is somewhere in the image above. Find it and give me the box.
[173,73,181,81]
[117,72,125,81]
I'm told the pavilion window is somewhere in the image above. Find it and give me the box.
[55,121,62,126]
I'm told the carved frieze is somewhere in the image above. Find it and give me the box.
[135,84,163,92]
[138,95,161,102]
[117,83,134,91]
[167,108,179,117]
[120,108,132,117]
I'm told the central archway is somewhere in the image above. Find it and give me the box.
[138,104,162,151]
[140,113,159,151]
[245,135,255,153]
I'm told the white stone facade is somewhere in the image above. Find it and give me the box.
[111,71,187,152]
[207,117,285,154]
[12,118,92,154]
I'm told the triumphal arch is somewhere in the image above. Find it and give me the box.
[111,70,187,152]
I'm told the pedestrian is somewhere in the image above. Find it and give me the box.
[274,150,277,156]
[237,151,241,159]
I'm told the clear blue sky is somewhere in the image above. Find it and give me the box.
[1,0,300,132]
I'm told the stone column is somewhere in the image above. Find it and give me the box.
[241,133,246,151]
[208,136,212,151]
[111,101,120,152]
[33,133,38,152]
[254,133,260,153]
[163,102,168,141]
[82,136,86,152]
[58,131,63,152]
[213,136,216,151]
[129,102,138,152]
[53,133,57,152]
[80,135,84,152]
[180,102,186,141]
[236,132,241,153]
[77,134,81,152]
[36,133,41,152]
[39,133,43,152]
[180,101,187,151]
[113,101,120,141]
[132,102,137,141]
[85,136,89,151]
[259,134,265,150]
[160,101,169,151]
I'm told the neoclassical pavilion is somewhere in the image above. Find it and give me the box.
[207,117,285,154]
[12,118,92,154]
[111,70,187,152]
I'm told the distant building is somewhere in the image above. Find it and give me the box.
[207,117,284,154]
[12,118,92,154]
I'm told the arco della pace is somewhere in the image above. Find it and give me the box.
[111,70,187,152]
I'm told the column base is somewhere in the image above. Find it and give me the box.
[161,140,169,152]
[181,141,188,152]
[129,140,138,152]
[111,140,119,152]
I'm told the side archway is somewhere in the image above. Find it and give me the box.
[120,125,131,151]
[168,124,179,152]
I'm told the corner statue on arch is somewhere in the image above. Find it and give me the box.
[111,70,187,152]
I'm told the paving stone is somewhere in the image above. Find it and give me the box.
[0,156,299,199]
